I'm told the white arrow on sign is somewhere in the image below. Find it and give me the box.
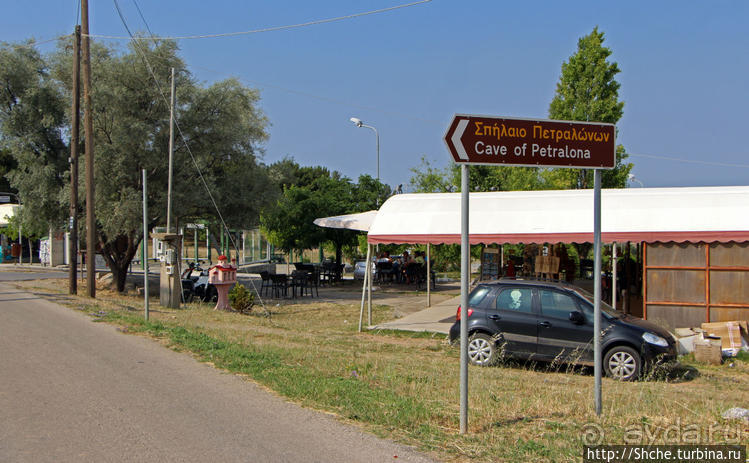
[451,119,469,160]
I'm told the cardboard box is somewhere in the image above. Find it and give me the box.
[674,327,698,337]
[676,334,699,355]
[693,337,722,365]
[700,321,746,350]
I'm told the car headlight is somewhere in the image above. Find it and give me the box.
[642,332,669,347]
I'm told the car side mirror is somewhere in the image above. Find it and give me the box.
[569,311,585,324]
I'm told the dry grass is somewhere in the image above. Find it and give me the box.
[15,278,749,462]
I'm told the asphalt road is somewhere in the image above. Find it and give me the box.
[0,265,69,281]
[0,281,437,462]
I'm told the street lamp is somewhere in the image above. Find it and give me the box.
[628,173,644,187]
[349,117,379,182]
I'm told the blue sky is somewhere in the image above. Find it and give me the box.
[4,0,749,190]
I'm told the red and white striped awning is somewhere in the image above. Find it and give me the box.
[365,186,749,245]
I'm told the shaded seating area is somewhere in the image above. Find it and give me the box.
[270,273,291,299]
[406,263,436,290]
[375,261,395,283]
[258,266,320,300]
[290,270,319,298]
[320,260,345,285]
[259,271,274,297]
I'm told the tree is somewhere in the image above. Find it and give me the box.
[0,148,17,193]
[409,154,544,195]
[545,27,632,189]
[88,40,270,291]
[2,38,271,291]
[260,163,390,266]
[0,42,69,239]
[408,156,453,193]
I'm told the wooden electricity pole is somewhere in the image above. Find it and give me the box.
[166,67,176,234]
[81,0,96,298]
[69,25,81,295]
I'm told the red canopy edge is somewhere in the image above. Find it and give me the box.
[367,231,749,245]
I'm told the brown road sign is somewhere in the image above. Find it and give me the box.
[444,114,616,169]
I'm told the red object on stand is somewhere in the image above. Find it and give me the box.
[208,258,237,311]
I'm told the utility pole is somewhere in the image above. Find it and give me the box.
[166,67,175,233]
[69,25,81,295]
[81,0,96,298]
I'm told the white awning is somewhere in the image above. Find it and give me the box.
[366,186,749,245]
[313,210,378,232]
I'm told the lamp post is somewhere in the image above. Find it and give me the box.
[628,173,644,187]
[349,117,379,182]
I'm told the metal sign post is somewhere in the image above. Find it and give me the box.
[593,170,603,415]
[459,164,469,434]
[445,113,615,425]
[142,169,149,321]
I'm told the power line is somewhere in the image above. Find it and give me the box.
[131,0,155,37]
[75,0,81,26]
[181,63,443,125]
[109,49,443,126]
[628,152,749,169]
[9,35,71,49]
[90,0,432,40]
[12,0,436,126]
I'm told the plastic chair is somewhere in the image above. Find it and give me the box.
[259,271,273,297]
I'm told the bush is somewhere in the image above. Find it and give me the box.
[228,283,255,314]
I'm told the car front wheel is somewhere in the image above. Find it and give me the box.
[604,346,641,381]
[467,333,498,366]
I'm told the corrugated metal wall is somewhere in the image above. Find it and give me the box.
[644,242,749,330]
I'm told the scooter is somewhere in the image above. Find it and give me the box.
[181,261,218,303]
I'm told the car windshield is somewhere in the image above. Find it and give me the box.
[571,287,623,319]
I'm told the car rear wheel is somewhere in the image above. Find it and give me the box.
[604,346,641,381]
[468,333,498,366]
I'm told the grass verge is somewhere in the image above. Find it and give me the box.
[16,278,749,462]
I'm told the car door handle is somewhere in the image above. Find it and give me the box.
[488,314,501,320]
[538,321,551,328]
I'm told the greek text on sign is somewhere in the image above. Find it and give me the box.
[444,114,616,169]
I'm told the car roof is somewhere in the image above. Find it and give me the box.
[477,278,580,291]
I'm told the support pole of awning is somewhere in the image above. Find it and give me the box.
[368,244,373,326]
[426,243,431,307]
[358,243,371,332]
[612,242,617,310]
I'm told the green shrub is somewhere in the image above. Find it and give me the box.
[228,283,255,314]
